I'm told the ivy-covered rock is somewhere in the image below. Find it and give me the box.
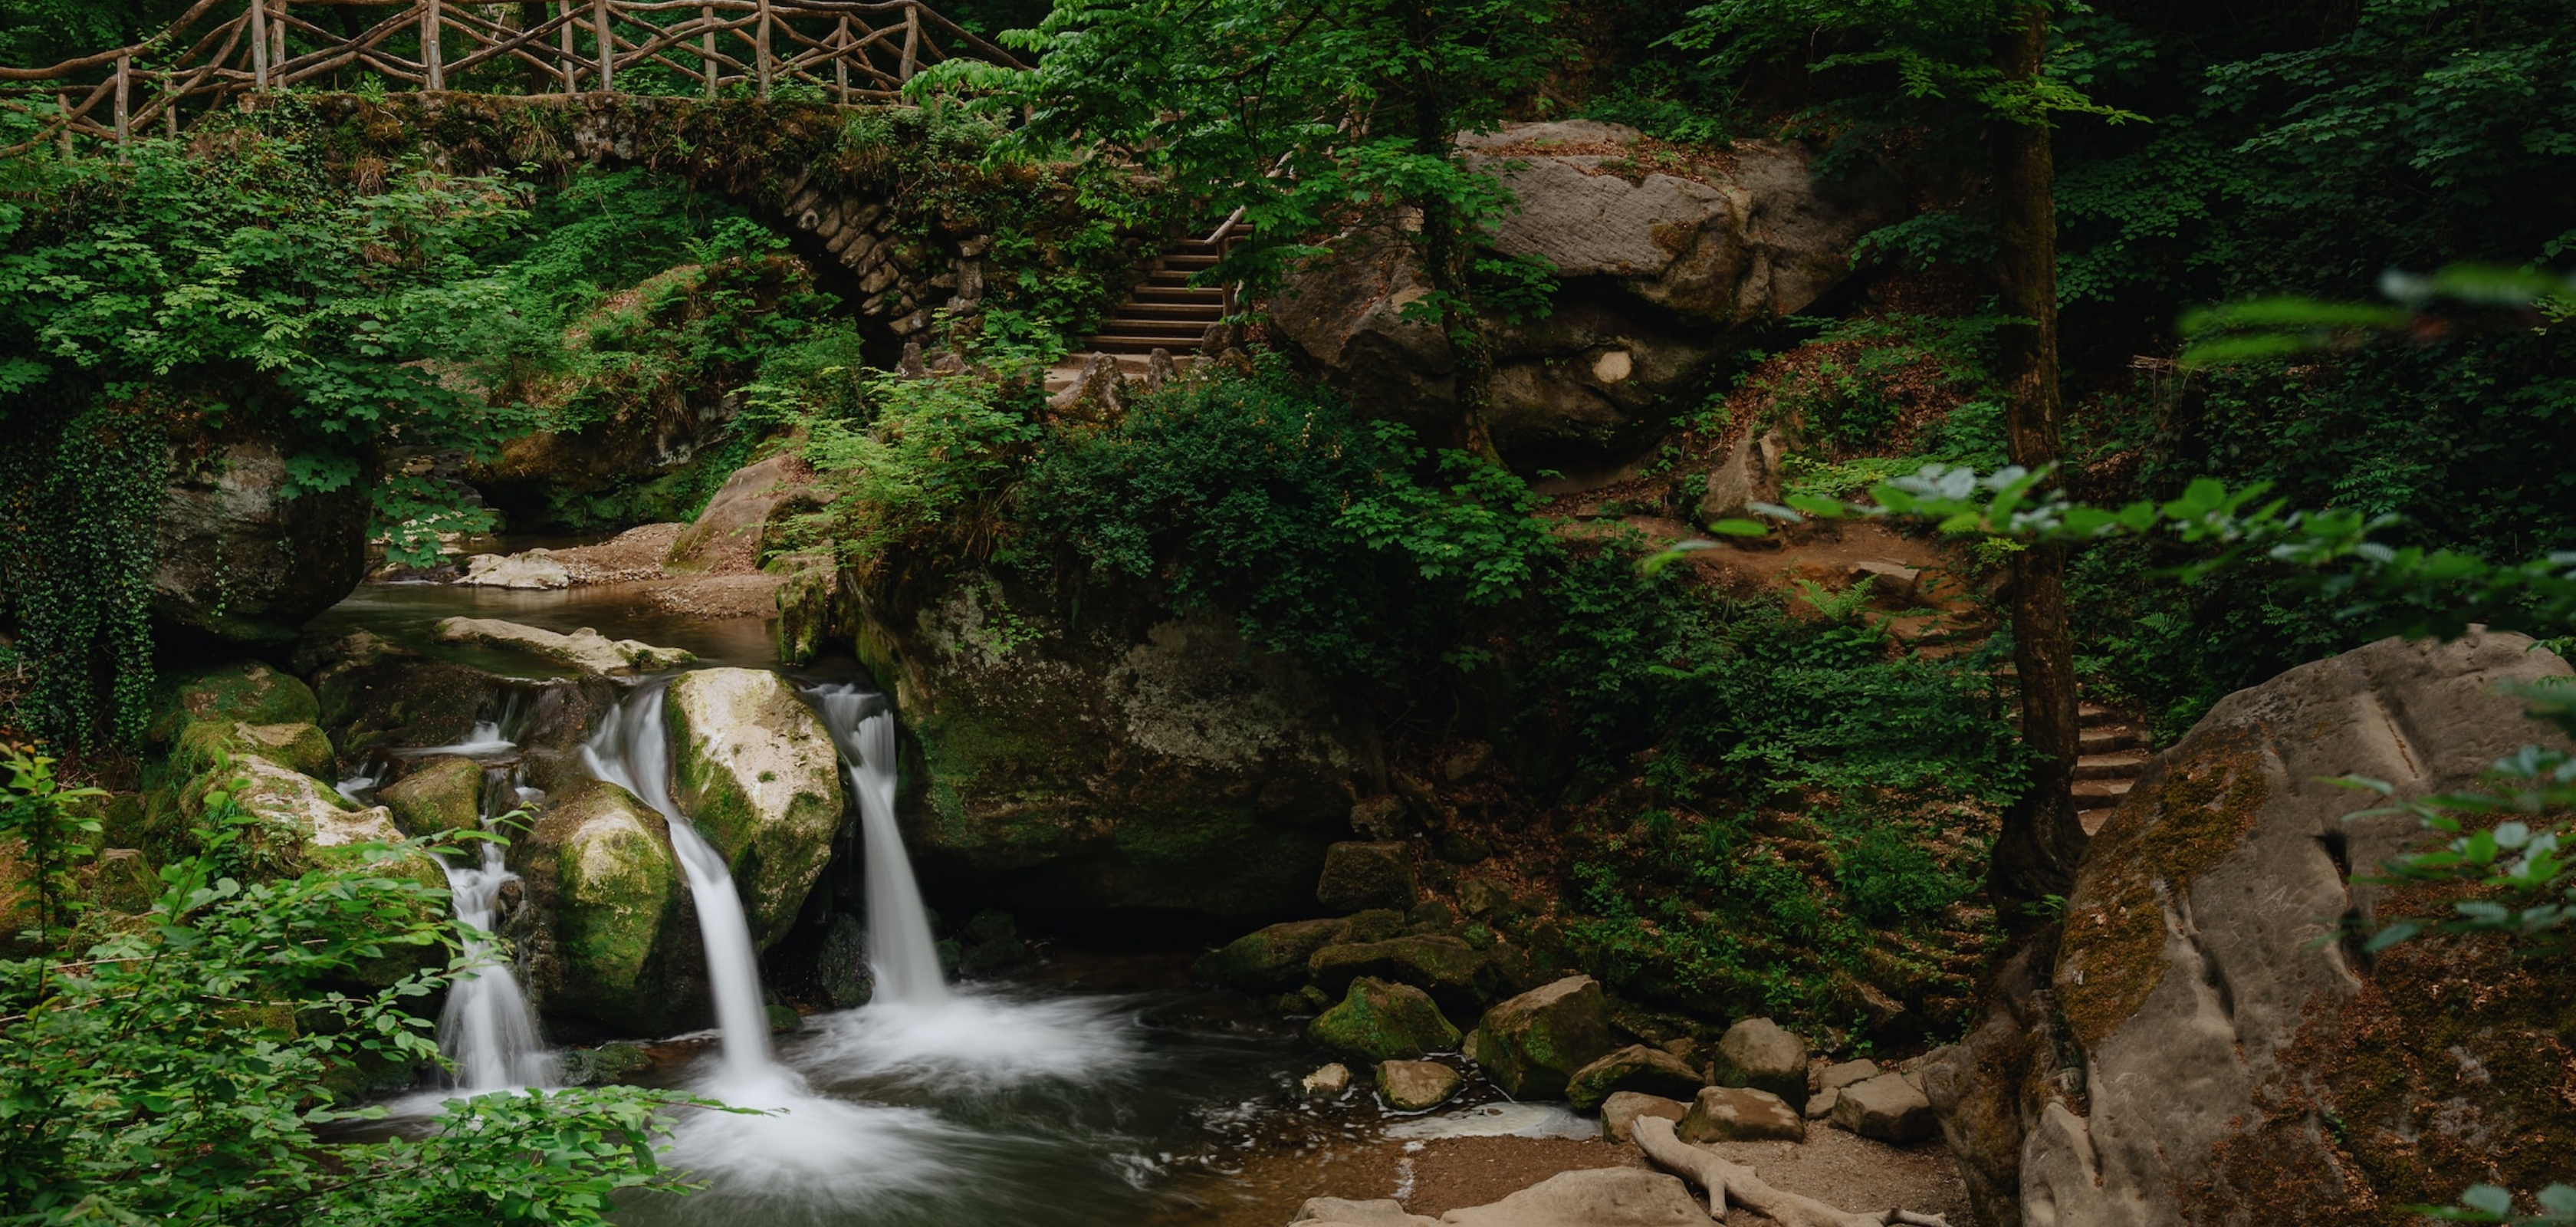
[665,668,843,948]
[1473,975,1616,1100]
[1306,977,1460,1061]
[511,780,699,1035]
[376,755,487,837]
[1307,935,1495,1018]
[152,439,370,644]
[1198,917,1351,992]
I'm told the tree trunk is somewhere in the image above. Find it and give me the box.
[1988,2,2086,919]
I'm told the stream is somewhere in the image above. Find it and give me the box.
[318,573,1566,1227]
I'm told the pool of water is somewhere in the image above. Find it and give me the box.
[306,579,780,676]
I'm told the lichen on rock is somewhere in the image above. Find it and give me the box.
[664,667,843,947]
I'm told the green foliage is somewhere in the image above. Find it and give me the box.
[0,401,163,748]
[792,363,1043,567]
[1016,366,1549,679]
[0,749,698,1225]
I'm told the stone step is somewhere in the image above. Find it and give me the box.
[2078,702,2118,727]
[2078,726,2141,753]
[1088,334,1205,354]
[1094,322,1214,344]
[1132,285,1226,304]
[2072,778,2134,810]
[1109,304,1227,324]
[1162,252,1221,268]
[2073,749,2150,780]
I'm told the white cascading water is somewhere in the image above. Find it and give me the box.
[803,682,946,1005]
[579,681,776,1080]
[436,765,554,1091]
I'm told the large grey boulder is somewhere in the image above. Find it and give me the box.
[1566,1043,1704,1111]
[1270,124,1897,475]
[1677,1085,1806,1143]
[1832,1072,1934,1143]
[665,668,845,948]
[668,452,812,574]
[153,439,368,643]
[1926,630,2576,1227]
[1376,1058,1465,1110]
[1710,1016,1809,1111]
[434,617,695,675]
[1316,840,1416,913]
[1473,975,1616,1100]
[509,779,702,1036]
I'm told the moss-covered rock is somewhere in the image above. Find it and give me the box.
[859,571,1371,920]
[1308,935,1496,1018]
[176,755,435,885]
[170,719,337,782]
[1474,975,1616,1100]
[314,653,504,762]
[512,780,698,1035]
[1306,976,1460,1061]
[377,755,487,837]
[665,667,843,949]
[1566,1043,1706,1111]
[149,660,320,745]
[1316,840,1415,913]
[1198,917,1351,992]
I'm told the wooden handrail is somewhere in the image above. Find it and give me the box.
[0,0,1030,154]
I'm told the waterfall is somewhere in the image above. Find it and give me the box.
[803,683,947,1005]
[580,680,776,1078]
[435,767,553,1092]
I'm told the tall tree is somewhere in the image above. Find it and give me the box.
[935,0,1569,455]
[1675,0,2129,916]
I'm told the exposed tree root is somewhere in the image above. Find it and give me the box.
[1631,1116,1951,1227]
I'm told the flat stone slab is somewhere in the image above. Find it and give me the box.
[434,617,694,674]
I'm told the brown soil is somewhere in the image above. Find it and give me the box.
[547,522,685,584]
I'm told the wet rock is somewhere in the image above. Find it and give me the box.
[153,439,368,643]
[1566,1043,1705,1111]
[1832,1072,1934,1143]
[959,933,1037,977]
[1440,1167,1707,1227]
[1677,1085,1806,1143]
[1316,840,1415,913]
[310,650,504,763]
[1307,935,1493,1018]
[869,576,1365,920]
[1199,917,1351,992]
[1934,630,2576,1227]
[818,912,874,1008]
[376,755,485,837]
[557,1042,652,1087]
[169,719,336,782]
[1376,1058,1464,1111]
[176,755,426,881]
[434,617,695,675]
[1306,976,1460,1061]
[459,551,571,590]
[1601,1090,1688,1143]
[766,1003,804,1033]
[1474,975,1616,1100]
[665,668,845,947]
[1301,1062,1353,1097]
[1712,1016,1809,1111]
[513,779,696,1034]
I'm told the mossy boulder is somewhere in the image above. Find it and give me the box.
[1199,917,1351,992]
[1307,935,1495,1018]
[1316,840,1415,913]
[665,667,844,949]
[176,755,435,885]
[1306,976,1461,1062]
[511,780,699,1035]
[170,719,337,782]
[859,572,1370,920]
[313,653,504,762]
[150,661,320,745]
[1710,1017,1809,1111]
[377,755,487,837]
[1566,1044,1706,1111]
[1474,975,1616,1100]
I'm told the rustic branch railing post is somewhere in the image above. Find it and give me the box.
[755,0,773,99]
[590,0,611,92]
[834,16,849,104]
[700,5,717,97]
[164,71,179,136]
[114,54,130,150]
[268,0,285,81]
[249,0,271,90]
[556,0,577,92]
[422,0,443,90]
[900,3,919,83]
[54,93,72,157]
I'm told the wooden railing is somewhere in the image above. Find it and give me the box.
[0,0,1027,158]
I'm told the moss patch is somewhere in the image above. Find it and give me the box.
[149,661,320,745]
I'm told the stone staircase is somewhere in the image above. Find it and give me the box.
[2073,702,2151,833]
[1045,237,1227,394]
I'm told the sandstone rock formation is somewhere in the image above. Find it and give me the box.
[1712,1016,1809,1111]
[1567,1044,1706,1111]
[508,779,702,1035]
[1474,975,1616,1100]
[435,617,697,675]
[664,667,844,947]
[1377,1058,1465,1111]
[1924,630,2576,1227]
[1269,121,1897,477]
[153,439,369,643]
